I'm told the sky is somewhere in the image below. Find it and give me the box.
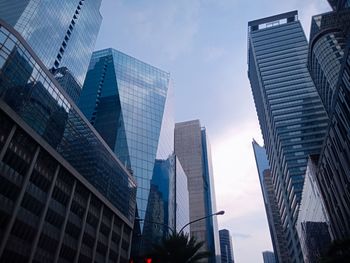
[95,1,330,262]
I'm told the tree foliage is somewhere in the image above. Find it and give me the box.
[150,232,211,263]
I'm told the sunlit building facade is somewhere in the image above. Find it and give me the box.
[174,120,221,263]
[0,20,136,263]
[248,11,329,262]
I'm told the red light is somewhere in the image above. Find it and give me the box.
[145,258,152,263]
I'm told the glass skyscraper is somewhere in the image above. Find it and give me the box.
[78,48,190,255]
[252,140,289,263]
[174,120,221,263]
[307,2,350,240]
[219,229,234,263]
[296,156,332,263]
[0,0,102,91]
[248,11,329,262]
[0,19,136,262]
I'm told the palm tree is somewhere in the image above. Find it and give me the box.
[150,232,211,263]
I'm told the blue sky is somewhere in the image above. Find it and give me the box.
[95,1,330,262]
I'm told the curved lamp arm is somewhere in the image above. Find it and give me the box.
[178,210,225,235]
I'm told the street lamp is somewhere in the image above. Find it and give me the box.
[135,210,225,236]
[134,217,175,235]
[178,210,225,234]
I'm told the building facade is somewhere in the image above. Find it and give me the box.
[219,229,234,263]
[0,19,136,262]
[296,156,332,263]
[248,11,329,262]
[78,48,189,256]
[174,120,221,263]
[0,0,102,93]
[307,2,350,240]
[252,140,289,263]
[263,251,276,263]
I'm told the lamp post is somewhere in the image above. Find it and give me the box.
[135,210,225,236]
[178,210,225,235]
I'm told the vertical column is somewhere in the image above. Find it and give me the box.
[0,146,40,258]
[105,215,114,263]
[0,125,16,161]
[127,226,133,262]
[28,165,60,263]
[117,223,124,263]
[92,205,104,262]
[73,193,91,263]
[53,180,77,263]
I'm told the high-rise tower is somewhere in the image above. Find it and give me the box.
[219,229,234,263]
[0,0,102,93]
[0,18,136,262]
[174,120,221,263]
[78,48,188,255]
[252,140,289,263]
[248,11,329,262]
[307,1,350,240]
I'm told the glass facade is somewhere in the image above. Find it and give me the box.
[307,5,350,240]
[175,156,190,234]
[219,229,234,263]
[0,20,136,263]
[296,156,332,263]
[78,48,190,255]
[263,251,276,263]
[252,141,289,263]
[248,11,329,262]
[0,22,136,221]
[0,0,102,86]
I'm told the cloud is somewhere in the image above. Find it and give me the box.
[232,232,252,239]
[97,0,201,61]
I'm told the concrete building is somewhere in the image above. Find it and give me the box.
[175,120,221,263]
[0,19,136,262]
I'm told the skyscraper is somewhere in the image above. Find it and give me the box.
[174,120,221,263]
[252,140,289,263]
[219,229,234,263]
[248,11,329,262]
[296,156,332,263]
[0,0,102,93]
[0,19,136,262]
[307,2,350,240]
[78,48,186,255]
[263,251,276,263]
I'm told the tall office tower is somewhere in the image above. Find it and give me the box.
[0,21,136,262]
[0,0,102,94]
[307,2,350,240]
[78,48,187,255]
[252,140,289,263]
[219,229,234,263]
[174,120,221,263]
[296,156,332,263]
[247,11,329,262]
[263,251,276,263]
